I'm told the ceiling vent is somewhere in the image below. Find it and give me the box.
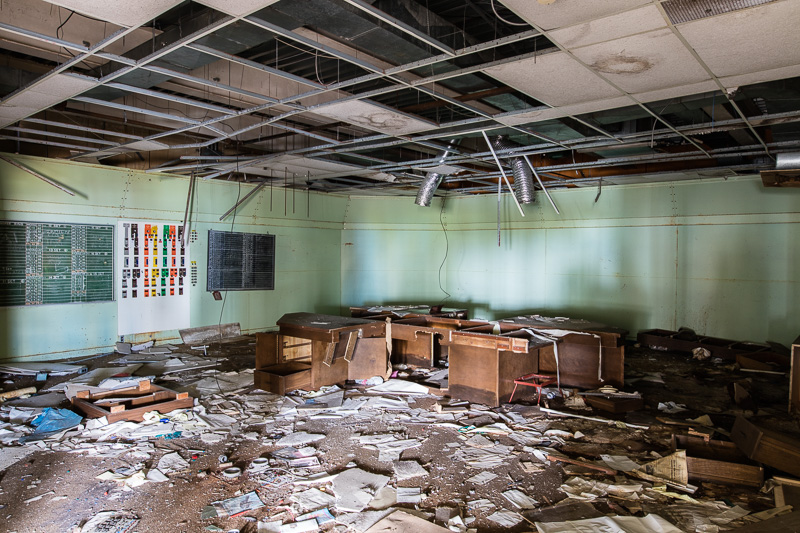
[662,0,778,24]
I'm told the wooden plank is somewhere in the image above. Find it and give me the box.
[71,382,194,423]
[343,331,358,362]
[790,344,800,414]
[671,434,763,487]
[546,454,617,475]
[322,342,336,367]
[731,416,800,477]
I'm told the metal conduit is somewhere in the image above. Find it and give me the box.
[414,140,460,207]
[491,135,535,204]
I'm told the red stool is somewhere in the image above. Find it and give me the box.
[509,373,558,405]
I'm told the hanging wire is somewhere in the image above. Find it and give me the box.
[490,0,528,26]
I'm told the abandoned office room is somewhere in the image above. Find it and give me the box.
[2,0,800,532]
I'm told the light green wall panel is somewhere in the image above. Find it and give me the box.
[0,154,348,361]
[343,177,800,345]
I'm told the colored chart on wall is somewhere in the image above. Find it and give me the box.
[116,221,189,335]
[0,221,113,307]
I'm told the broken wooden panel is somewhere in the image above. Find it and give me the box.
[71,380,193,423]
[731,415,800,477]
[671,434,764,487]
[255,362,312,395]
[537,335,625,389]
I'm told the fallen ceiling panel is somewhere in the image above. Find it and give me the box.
[496,96,632,127]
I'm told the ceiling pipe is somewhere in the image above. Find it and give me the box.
[414,140,460,207]
[491,135,536,204]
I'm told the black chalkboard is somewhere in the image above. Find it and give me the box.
[207,230,274,291]
[0,221,114,306]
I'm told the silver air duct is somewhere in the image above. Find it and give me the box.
[491,135,536,204]
[414,140,459,207]
[776,152,800,170]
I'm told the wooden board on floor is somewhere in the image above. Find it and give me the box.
[671,434,764,487]
[724,511,800,532]
[71,380,193,423]
[731,416,800,478]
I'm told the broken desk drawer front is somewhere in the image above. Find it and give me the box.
[671,434,764,487]
[731,416,800,478]
[255,362,312,395]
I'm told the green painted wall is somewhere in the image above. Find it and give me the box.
[0,154,348,361]
[342,177,800,345]
[2,152,799,361]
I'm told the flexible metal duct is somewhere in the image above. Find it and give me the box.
[776,152,800,169]
[491,135,536,204]
[415,140,459,207]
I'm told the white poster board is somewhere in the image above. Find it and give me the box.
[117,220,190,336]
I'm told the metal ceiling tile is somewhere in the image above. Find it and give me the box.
[496,96,633,126]
[0,73,98,128]
[573,28,710,94]
[498,0,651,31]
[549,5,666,50]
[677,0,800,78]
[43,0,184,28]
[308,99,437,136]
[484,52,622,107]
[195,0,280,17]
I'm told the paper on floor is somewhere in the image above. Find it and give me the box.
[535,513,682,533]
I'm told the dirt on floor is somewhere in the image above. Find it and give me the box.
[0,340,798,532]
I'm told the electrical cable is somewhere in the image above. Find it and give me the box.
[437,191,451,304]
[490,0,528,26]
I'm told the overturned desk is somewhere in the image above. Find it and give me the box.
[255,313,388,394]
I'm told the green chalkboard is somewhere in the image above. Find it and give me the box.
[0,221,114,306]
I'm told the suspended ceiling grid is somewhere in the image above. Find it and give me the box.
[1,0,800,197]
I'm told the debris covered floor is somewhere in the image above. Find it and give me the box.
[0,339,796,532]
